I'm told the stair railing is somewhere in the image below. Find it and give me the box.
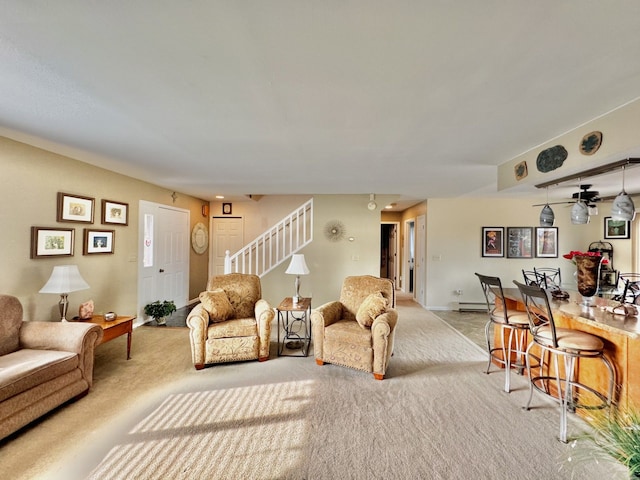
[224,198,313,276]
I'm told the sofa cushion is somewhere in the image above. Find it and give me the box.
[199,289,235,322]
[207,317,258,339]
[355,292,387,328]
[325,320,372,347]
[0,349,78,403]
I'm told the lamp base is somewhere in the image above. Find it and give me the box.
[59,294,69,322]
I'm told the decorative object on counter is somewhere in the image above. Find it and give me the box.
[143,300,176,325]
[103,311,117,321]
[285,254,310,305]
[611,165,636,222]
[514,161,528,181]
[79,299,94,320]
[579,131,603,155]
[536,145,567,173]
[39,265,90,321]
[575,254,604,305]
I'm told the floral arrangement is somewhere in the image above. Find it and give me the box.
[563,250,609,265]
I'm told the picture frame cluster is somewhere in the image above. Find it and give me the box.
[482,226,558,259]
[30,192,128,259]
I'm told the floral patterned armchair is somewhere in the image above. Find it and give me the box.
[186,273,274,370]
[311,275,398,380]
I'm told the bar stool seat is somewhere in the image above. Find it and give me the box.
[475,273,532,393]
[514,280,614,443]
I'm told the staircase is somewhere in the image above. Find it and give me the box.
[224,198,313,277]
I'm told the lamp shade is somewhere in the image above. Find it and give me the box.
[611,191,636,221]
[285,254,310,275]
[571,201,589,225]
[539,204,555,227]
[39,265,90,294]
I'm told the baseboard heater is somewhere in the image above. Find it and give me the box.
[458,301,486,312]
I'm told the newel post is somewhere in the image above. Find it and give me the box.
[224,250,231,274]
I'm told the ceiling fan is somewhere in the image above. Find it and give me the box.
[532,184,601,207]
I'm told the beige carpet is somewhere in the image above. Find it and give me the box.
[0,298,627,479]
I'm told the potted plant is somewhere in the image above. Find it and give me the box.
[143,300,177,325]
[566,407,640,478]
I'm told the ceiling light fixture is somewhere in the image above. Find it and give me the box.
[570,181,589,225]
[539,187,555,227]
[611,165,636,221]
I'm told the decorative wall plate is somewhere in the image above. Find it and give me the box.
[536,145,567,173]
[514,161,528,181]
[580,131,603,155]
[191,222,208,254]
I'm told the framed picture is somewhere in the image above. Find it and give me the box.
[482,227,504,257]
[57,192,94,223]
[507,227,534,258]
[535,227,558,258]
[84,229,115,254]
[30,227,75,258]
[102,199,129,225]
[222,202,232,215]
[604,217,630,239]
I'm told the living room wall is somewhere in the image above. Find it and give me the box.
[425,196,634,310]
[0,136,209,322]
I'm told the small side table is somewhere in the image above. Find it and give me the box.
[277,297,312,357]
[79,315,135,360]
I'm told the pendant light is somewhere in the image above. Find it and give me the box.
[539,187,555,227]
[611,165,636,221]
[571,181,589,225]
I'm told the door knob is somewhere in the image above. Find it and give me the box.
[159,269,165,273]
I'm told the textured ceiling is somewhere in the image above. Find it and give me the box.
[1,2,640,206]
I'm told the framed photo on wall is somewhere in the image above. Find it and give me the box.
[604,217,630,239]
[57,192,94,223]
[535,227,558,258]
[102,199,128,225]
[482,227,504,257]
[30,227,75,258]
[507,227,533,258]
[84,229,115,254]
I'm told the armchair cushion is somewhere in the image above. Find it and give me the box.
[356,292,387,328]
[199,289,234,323]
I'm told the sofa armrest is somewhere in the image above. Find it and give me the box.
[255,299,275,360]
[310,301,344,360]
[371,308,398,376]
[186,304,209,367]
[19,321,103,387]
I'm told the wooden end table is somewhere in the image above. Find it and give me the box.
[276,297,312,357]
[79,315,135,360]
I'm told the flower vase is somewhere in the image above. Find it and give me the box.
[575,254,602,306]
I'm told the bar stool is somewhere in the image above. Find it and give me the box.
[534,267,561,290]
[475,273,531,393]
[514,280,615,443]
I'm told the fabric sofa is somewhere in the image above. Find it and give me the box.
[186,273,275,369]
[0,294,103,440]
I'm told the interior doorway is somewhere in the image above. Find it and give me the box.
[403,219,415,294]
[380,222,399,287]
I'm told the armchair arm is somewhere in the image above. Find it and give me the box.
[371,308,399,377]
[255,299,275,360]
[19,321,103,387]
[310,301,344,360]
[186,304,209,367]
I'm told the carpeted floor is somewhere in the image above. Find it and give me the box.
[0,297,627,479]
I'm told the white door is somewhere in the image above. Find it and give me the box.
[138,201,190,321]
[211,217,244,276]
[415,214,426,306]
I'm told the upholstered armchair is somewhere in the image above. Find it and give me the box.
[186,273,275,370]
[311,275,398,380]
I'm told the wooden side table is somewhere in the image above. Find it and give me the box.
[276,297,312,357]
[79,315,135,360]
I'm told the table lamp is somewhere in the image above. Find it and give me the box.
[285,254,309,304]
[39,265,90,321]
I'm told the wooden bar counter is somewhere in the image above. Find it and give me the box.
[500,288,640,409]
